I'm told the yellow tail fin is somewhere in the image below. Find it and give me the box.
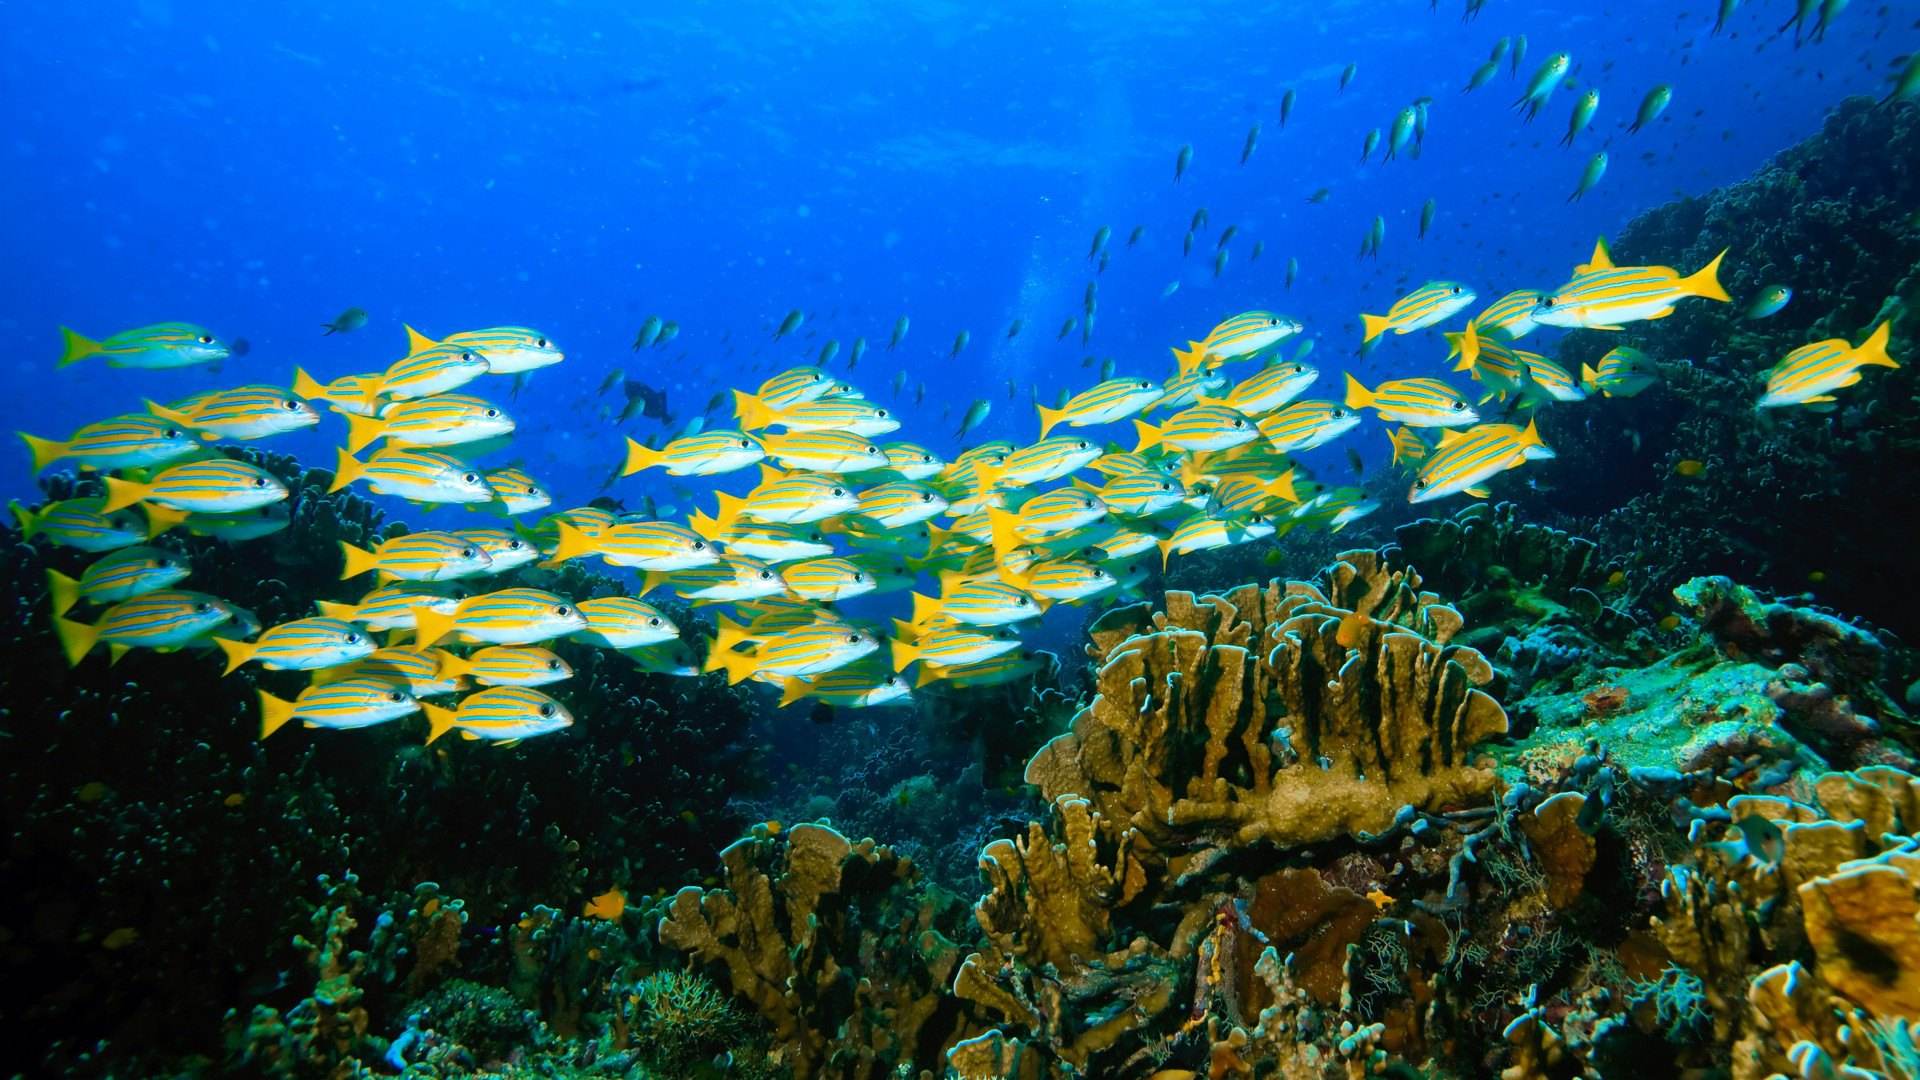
[58,327,103,367]
[1360,312,1392,343]
[688,509,725,543]
[432,650,471,679]
[777,678,810,708]
[18,432,67,472]
[54,615,101,666]
[403,324,438,355]
[1519,418,1543,449]
[144,399,198,429]
[706,643,758,685]
[1343,373,1374,409]
[1264,468,1299,505]
[986,506,1023,567]
[143,503,188,540]
[1579,363,1601,392]
[711,614,750,654]
[889,637,919,672]
[423,702,459,744]
[12,501,40,540]
[710,492,746,535]
[915,662,949,688]
[1856,321,1899,368]
[216,636,256,676]
[411,604,456,649]
[1172,341,1208,377]
[46,569,81,619]
[910,592,942,627]
[548,521,597,565]
[1035,402,1066,439]
[732,389,778,431]
[638,570,665,597]
[313,599,358,621]
[291,367,328,401]
[329,448,365,494]
[339,541,379,580]
[1157,537,1176,571]
[258,690,299,740]
[100,476,149,515]
[622,437,662,476]
[1131,419,1164,454]
[343,412,388,455]
[1680,248,1731,303]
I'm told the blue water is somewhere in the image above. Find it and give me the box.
[1,0,1911,515]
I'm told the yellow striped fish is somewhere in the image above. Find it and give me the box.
[339,531,495,581]
[854,481,950,529]
[1579,347,1659,398]
[1451,334,1536,395]
[782,557,876,602]
[341,394,515,453]
[1156,514,1277,566]
[1173,311,1304,375]
[914,651,1044,689]
[413,587,586,648]
[184,504,291,542]
[686,517,834,563]
[760,429,886,473]
[1471,290,1548,341]
[13,497,148,552]
[706,470,860,528]
[1343,375,1478,427]
[706,615,879,685]
[19,413,201,473]
[889,619,1022,672]
[1389,427,1432,469]
[315,582,465,631]
[622,430,765,477]
[910,577,1041,627]
[1016,560,1118,603]
[485,467,550,515]
[1409,419,1545,503]
[549,520,716,570]
[1533,249,1730,329]
[1093,472,1185,516]
[1203,361,1319,415]
[1758,322,1898,408]
[1434,422,1557,463]
[291,369,384,417]
[880,442,944,479]
[1360,281,1477,343]
[54,589,240,666]
[1513,353,1587,403]
[102,458,289,520]
[846,552,916,594]
[572,596,678,649]
[1256,401,1362,453]
[1133,405,1259,454]
[622,641,700,677]
[991,489,1108,543]
[996,436,1104,487]
[45,547,190,617]
[437,646,573,688]
[361,343,492,405]
[312,647,464,697]
[146,385,320,442]
[733,392,900,436]
[405,325,563,374]
[457,528,538,575]
[59,322,229,369]
[423,687,573,746]
[778,665,913,709]
[1150,369,1230,412]
[331,448,496,504]
[643,553,786,603]
[755,367,838,408]
[1089,451,1176,479]
[216,617,374,675]
[1202,472,1299,516]
[1034,378,1166,436]
[1088,524,1168,560]
[258,678,420,740]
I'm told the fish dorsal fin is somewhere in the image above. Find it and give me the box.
[404,324,439,355]
[1435,429,1471,448]
[1580,236,1614,273]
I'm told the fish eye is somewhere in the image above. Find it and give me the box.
[852,572,865,582]
[507,539,523,550]
[195,601,213,612]
[758,570,773,580]
[555,605,572,617]
[164,428,182,438]
[876,409,889,419]
[921,454,934,463]
[485,408,500,418]
[1094,568,1108,578]
[1085,498,1097,508]
[1016,596,1029,606]
[1076,441,1089,450]
[1267,317,1279,326]
[647,616,663,627]
[283,399,302,411]
[547,658,561,670]
[847,633,861,644]
[1540,298,1555,308]
[740,439,754,449]
[867,445,881,454]
[389,691,407,702]
[252,476,269,487]
[463,473,479,484]
[197,334,214,344]
[535,338,549,348]
[1232,419,1246,428]
[1451,400,1465,410]
[462,351,478,361]
[460,547,477,559]
[692,539,708,551]
[1138,381,1153,389]
[831,487,846,497]
[1161,481,1174,491]
[920,491,933,502]
[1414,479,1429,489]
[539,703,556,718]
[1450,286,1461,295]
[345,632,361,644]
[884,676,898,686]
[1332,409,1346,418]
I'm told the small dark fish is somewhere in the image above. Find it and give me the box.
[598,368,626,395]
[1213,250,1228,278]
[621,380,673,425]
[632,315,664,350]
[1216,224,1238,251]
[1174,143,1193,181]
[1240,123,1260,164]
[1084,281,1098,314]
[914,382,925,405]
[1250,240,1264,261]
[1339,62,1357,92]
[1419,197,1436,239]
[848,337,868,369]
[888,315,910,349]
[1058,316,1077,340]
[1183,231,1194,257]
[956,398,991,439]
[1006,319,1023,340]
[1127,225,1145,247]
[818,339,840,367]
[322,307,368,336]
[951,330,970,359]
[1190,207,1209,232]
[1280,88,1296,127]
[1306,187,1331,204]
[1097,250,1109,274]
[703,391,727,414]
[774,309,804,340]
[890,371,907,398]
[658,321,680,346]
[1286,257,1299,289]
[1089,225,1111,259]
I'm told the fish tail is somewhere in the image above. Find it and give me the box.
[11,500,38,539]
[45,569,81,619]
[1172,341,1207,376]
[343,412,387,455]
[100,476,149,515]
[708,642,757,686]
[637,570,667,597]
[1856,321,1899,368]
[1360,313,1391,343]
[411,605,456,649]
[1157,538,1176,571]
[433,650,470,680]
[688,509,725,543]
[422,702,459,744]
[548,521,597,565]
[621,437,662,476]
[1034,402,1065,439]
[18,432,67,472]
[329,447,365,494]
[215,636,256,677]
[58,327,103,367]
[290,367,328,401]
[313,600,358,621]
[257,689,299,740]
[142,501,187,540]
[1266,469,1299,504]
[1519,418,1544,448]
[54,615,100,667]
[1579,363,1601,392]
[710,492,745,535]
[338,540,379,580]
[889,637,920,673]
[1131,419,1164,454]
[909,591,942,627]
[777,678,810,708]
[145,399,197,429]
[1680,248,1732,302]
[403,324,438,355]
[1342,373,1374,409]
[731,390,776,431]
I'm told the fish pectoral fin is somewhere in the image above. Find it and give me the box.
[1644,307,1673,319]
[1464,487,1491,499]
[1804,395,1839,403]
[1588,324,1624,332]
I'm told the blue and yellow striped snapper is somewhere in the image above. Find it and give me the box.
[485,467,551,516]
[846,552,916,594]
[362,343,492,405]
[13,497,148,552]
[1180,441,1294,483]
[930,511,995,548]
[1343,375,1478,427]
[406,325,563,375]
[709,470,860,527]
[339,531,495,582]
[755,367,838,409]
[760,429,886,473]
[691,517,834,563]
[953,442,1015,467]
[315,582,464,631]
[782,557,876,602]
[1758,322,1898,408]
[456,528,538,574]
[1471,290,1548,341]
[623,430,765,477]
[147,385,319,442]
[734,392,900,436]
[889,618,1022,672]
[1435,423,1557,463]
[993,489,1108,541]
[1257,401,1361,453]
[1133,405,1259,454]
[1150,369,1230,413]
[331,448,495,504]
[1011,560,1115,603]
[707,614,879,684]
[1157,514,1277,566]
[1514,354,1588,403]
[911,576,1041,627]
[45,547,190,617]
[1360,281,1476,343]
[1094,472,1185,517]
[1286,487,1380,533]
[340,394,515,454]
[59,322,229,369]
[643,553,786,603]
[734,595,852,639]
[102,458,289,518]
[1089,451,1177,479]
[1410,419,1545,503]
[996,436,1104,487]
[622,641,701,677]
[258,678,420,740]
[572,596,679,649]
[216,616,374,675]
[879,442,944,480]
[915,651,1044,689]
[1034,378,1166,437]
[312,647,465,697]
[438,646,573,688]
[778,665,912,709]
[1173,311,1305,375]
[423,687,574,746]
[550,520,716,571]
[54,588,239,666]
[413,587,585,648]
[1204,472,1299,516]
[20,413,200,473]
[1533,249,1730,329]
[1579,347,1659,398]
[1389,427,1433,469]
[854,481,950,529]
[1089,523,1168,561]
[291,369,384,417]
[186,503,291,541]
[1449,332,1536,395]
[1204,362,1318,415]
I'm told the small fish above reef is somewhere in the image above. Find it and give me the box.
[321,306,368,335]
[1757,321,1899,409]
